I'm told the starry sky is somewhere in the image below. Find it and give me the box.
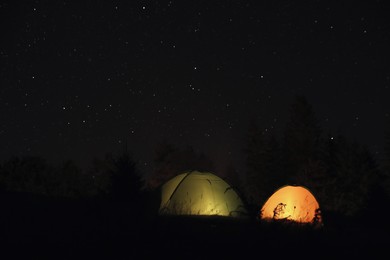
[1,0,389,177]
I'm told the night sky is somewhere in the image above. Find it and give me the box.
[1,0,389,177]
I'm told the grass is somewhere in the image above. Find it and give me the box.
[0,191,388,259]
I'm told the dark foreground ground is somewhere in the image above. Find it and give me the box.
[1,192,388,259]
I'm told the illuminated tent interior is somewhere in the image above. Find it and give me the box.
[159,170,248,218]
[260,185,322,224]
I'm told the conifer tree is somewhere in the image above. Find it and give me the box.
[282,95,323,185]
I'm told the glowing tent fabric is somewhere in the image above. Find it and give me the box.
[159,171,248,218]
[260,185,322,224]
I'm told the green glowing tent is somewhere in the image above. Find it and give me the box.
[159,171,248,218]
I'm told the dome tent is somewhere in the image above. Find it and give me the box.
[260,185,322,224]
[159,170,248,218]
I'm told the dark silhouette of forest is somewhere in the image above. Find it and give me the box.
[1,95,389,258]
[243,96,390,224]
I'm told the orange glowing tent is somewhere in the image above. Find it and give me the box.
[260,185,322,224]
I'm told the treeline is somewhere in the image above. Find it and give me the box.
[243,96,390,220]
[0,95,389,221]
[0,149,144,201]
